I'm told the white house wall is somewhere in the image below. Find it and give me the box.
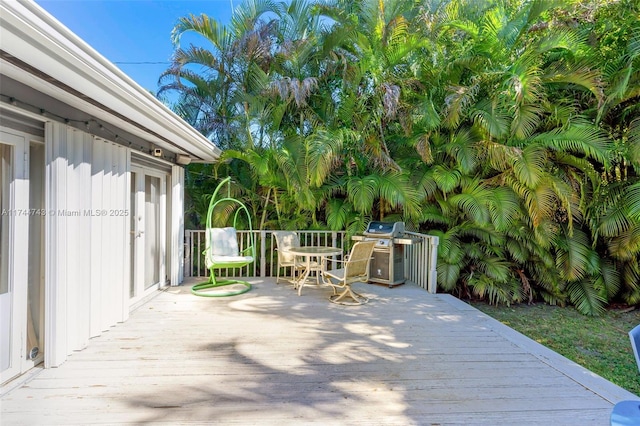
[1,0,211,380]
[171,165,185,285]
[45,122,130,367]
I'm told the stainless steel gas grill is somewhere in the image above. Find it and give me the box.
[352,221,419,287]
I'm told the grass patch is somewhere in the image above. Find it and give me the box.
[469,301,640,396]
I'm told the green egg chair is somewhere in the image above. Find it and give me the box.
[191,177,255,297]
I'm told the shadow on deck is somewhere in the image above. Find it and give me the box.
[1,278,637,425]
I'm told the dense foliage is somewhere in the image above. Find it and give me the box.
[159,0,640,315]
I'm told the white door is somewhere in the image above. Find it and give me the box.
[0,132,28,384]
[130,167,167,305]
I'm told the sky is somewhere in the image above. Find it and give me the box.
[34,0,235,96]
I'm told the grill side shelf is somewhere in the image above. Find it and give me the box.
[392,237,422,245]
[352,235,421,245]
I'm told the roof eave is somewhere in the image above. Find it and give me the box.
[0,0,221,162]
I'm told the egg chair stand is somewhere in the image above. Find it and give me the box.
[191,177,255,297]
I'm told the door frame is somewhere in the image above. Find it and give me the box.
[0,130,29,384]
[129,166,167,306]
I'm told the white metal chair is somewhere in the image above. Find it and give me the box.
[273,231,303,284]
[273,231,320,285]
[610,324,640,426]
[323,240,377,305]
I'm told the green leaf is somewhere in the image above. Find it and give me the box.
[432,165,461,193]
[555,228,595,281]
[488,187,521,232]
[532,126,612,168]
[513,146,546,188]
[566,280,606,316]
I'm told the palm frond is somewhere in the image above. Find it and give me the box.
[457,223,503,246]
[230,0,280,35]
[521,184,556,228]
[621,260,640,305]
[432,165,462,193]
[555,228,597,281]
[543,61,603,104]
[534,27,584,55]
[346,175,377,214]
[628,181,640,219]
[437,262,462,291]
[566,279,607,316]
[469,275,522,306]
[598,259,622,300]
[513,145,547,188]
[488,186,521,232]
[172,13,231,49]
[597,202,632,238]
[448,180,491,225]
[471,99,509,139]
[531,126,612,167]
[477,256,513,283]
[420,204,451,226]
[414,133,434,164]
[376,172,423,218]
[484,142,520,172]
[326,198,352,231]
[510,103,543,140]
[628,118,640,168]
[306,129,344,187]
[446,128,480,174]
[606,222,640,261]
[443,84,477,128]
[430,228,465,264]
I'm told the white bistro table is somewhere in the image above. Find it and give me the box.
[288,246,343,296]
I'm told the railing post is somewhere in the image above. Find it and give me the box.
[184,231,193,277]
[427,236,439,293]
[260,230,267,278]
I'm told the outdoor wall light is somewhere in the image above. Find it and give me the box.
[176,154,191,165]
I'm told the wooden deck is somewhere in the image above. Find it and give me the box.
[2,278,637,425]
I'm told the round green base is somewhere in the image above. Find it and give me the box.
[191,279,252,297]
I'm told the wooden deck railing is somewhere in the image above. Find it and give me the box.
[184,229,439,293]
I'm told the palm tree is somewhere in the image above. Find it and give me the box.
[159,0,279,150]
[165,0,639,314]
[586,0,640,306]
[407,0,621,313]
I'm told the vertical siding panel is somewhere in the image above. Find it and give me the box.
[108,144,120,326]
[59,127,93,352]
[170,165,184,285]
[64,127,79,351]
[77,132,92,345]
[90,138,130,332]
[44,121,67,367]
[101,143,114,329]
[159,175,167,286]
[116,145,128,322]
[125,148,132,316]
[89,139,104,335]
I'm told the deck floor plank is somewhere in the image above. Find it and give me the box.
[2,279,637,425]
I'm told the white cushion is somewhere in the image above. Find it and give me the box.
[210,255,254,263]
[207,227,239,257]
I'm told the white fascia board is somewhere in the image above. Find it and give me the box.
[0,0,221,162]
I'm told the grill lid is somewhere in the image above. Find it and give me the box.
[363,221,405,237]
